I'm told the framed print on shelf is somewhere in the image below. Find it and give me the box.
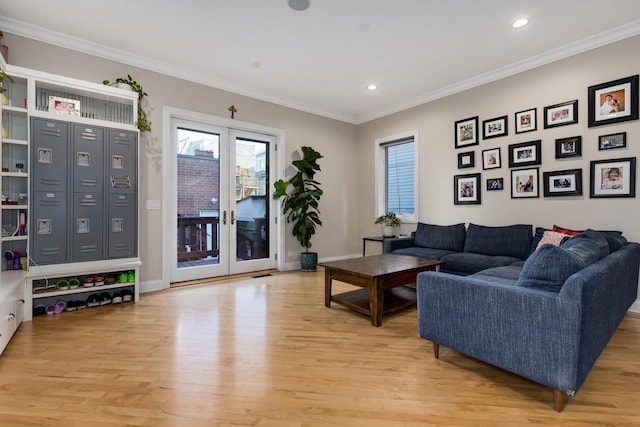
[515,108,537,134]
[588,74,639,127]
[486,178,503,191]
[454,116,479,149]
[543,169,583,197]
[544,99,578,128]
[508,140,542,168]
[511,167,539,198]
[598,131,626,150]
[555,136,582,159]
[482,115,508,139]
[590,157,636,198]
[458,151,475,169]
[48,96,81,116]
[482,147,501,170]
[454,173,481,205]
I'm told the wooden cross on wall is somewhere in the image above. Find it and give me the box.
[228,105,237,119]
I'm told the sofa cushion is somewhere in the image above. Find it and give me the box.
[391,246,456,260]
[600,231,627,252]
[413,222,466,252]
[463,223,533,259]
[535,230,567,250]
[553,224,583,236]
[561,229,609,259]
[471,265,522,285]
[441,252,525,275]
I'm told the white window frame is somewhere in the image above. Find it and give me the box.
[374,130,419,224]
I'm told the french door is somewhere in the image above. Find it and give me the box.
[169,118,276,283]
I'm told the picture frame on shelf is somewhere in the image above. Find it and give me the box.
[48,95,80,116]
[598,131,626,150]
[481,147,501,170]
[544,99,578,128]
[588,74,639,127]
[590,157,636,198]
[543,168,582,197]
[511,167,539,198]
[508,140,542,168]
[486,178,503,191]
[482,115,508,139]
[454,173,481,205]
[457,151,475,169]
[515,108,537,134]
[555,136,582,159]
[454,116,479,149]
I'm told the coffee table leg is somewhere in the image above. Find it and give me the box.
[324,269,332,308]
[369,277,384,327]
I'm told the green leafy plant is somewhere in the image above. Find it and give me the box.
[375,212,401,227]
[0,69,14,93]
[273,146,323,251]
[103,74,151,132]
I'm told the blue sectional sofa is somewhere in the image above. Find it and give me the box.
[385,224,640,411]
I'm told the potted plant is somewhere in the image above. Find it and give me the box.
[0,68,14,106]
[375,212,401,237]
[273,146,323,271]
[0,31,8,62]
[103,74,151,132]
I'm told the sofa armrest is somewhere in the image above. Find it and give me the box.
[383,237,415,253]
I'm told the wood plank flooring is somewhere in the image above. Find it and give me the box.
[1,270,639,426]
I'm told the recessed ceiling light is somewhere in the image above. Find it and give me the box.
[288,0,310,11]
[512,18,529,28]
[367,84,377,91]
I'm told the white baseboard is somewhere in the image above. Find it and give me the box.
[140,278,169,294]
[629,299,640,314]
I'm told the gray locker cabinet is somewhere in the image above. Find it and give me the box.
[31,118,69,193]
[108,194,137,258]
[108,129,137,194]
[72,125,105,193]
[72,193,104,262]
[30,191,68,265]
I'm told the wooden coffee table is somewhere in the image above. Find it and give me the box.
[320,254,445,326]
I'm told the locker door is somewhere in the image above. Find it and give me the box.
[31,118,69,192]
[108,193,136,258]
[108,129,137,194]
[30,191,68,264]
[72,193,104,261]
[73,124,105,193]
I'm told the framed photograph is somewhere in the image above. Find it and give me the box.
[48,96,80,116]
[588,74,639,127]
[481,147,501,170]
[544,99,578,128]
[454,173,481,205]
[543,169,582,197]
[515,108,537,134]
[598,131,626,150]
[511,167,539,198]
[458,151,475,169]
[486,178,504,191]
[555,136,582,159]
[454,116,479,149]
[482,115,508,139]
[508,140,542,168]
[590,157,636,198]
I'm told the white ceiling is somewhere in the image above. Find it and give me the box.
[2,1,640,124]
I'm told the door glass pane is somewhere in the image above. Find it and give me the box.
[235,138,269,261]
[176,127,220,268]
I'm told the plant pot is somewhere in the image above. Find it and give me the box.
[381,225,395,237]
[116,82,133,91]
[300,252,318,272]
[0,45,8,62]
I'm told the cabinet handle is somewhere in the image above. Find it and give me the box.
[231,210,235,225]
[19,299,25,304]
[223,211,227,225]
[8,313,15,320]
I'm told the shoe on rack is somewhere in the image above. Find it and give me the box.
[127,271,135,282]
[112,291,123,304]
[75,300,87,310]
[64,301,77,312]
[33,304,47,316]
[99,292,112,305]
[54,300,67,314]
[68,278,80,289]
[83,276,95,287]
[95,275,105,286]
[122,289,133,303]
[87,294,100,308]
[46,305,55,315]
[56,280,69,291]
[117,272,128,283]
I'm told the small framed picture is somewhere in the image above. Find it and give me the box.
[486,178,504,191]
[598,132,626,150]
[482,115,508,139]
[544,100,578,128]
[588,74,639,127]
[458,151,475,169]
[454,173,481,205]
[543,169,583,197]
[508,140,542,168]
[455,116,479,149]
[590,157,636,198]
[511,167,539,198]
[481,147,501,170]
[515,108,537,134]
[48,96,80,116]
[555,136,582,159]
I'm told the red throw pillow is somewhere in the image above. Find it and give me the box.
[552,224,582,236]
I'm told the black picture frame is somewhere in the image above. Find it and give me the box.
[454,173,481,205]
[486,178,503,191]
[482,115,508,139]
[515,108,537,134]
[590,157,636,198]
[544,99,578,128]
[508,140,542,168]
[555,136,582,159]
[511,167,539,198]
[481,147,501,170]
[458,151,475,169]
[588,74,639,127]
[455,116,479,149]
[598,131,627,150]
[543,169,583,197]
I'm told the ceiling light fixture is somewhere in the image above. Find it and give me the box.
[512,18,529,28]
[367,84,377,91]
[288,0,310,11]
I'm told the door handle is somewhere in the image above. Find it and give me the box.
[231,210,235,225]
[223,210,227,225]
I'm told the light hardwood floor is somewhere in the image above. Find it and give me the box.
[1,270,639,426]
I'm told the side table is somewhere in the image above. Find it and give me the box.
[362,236,389,257]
